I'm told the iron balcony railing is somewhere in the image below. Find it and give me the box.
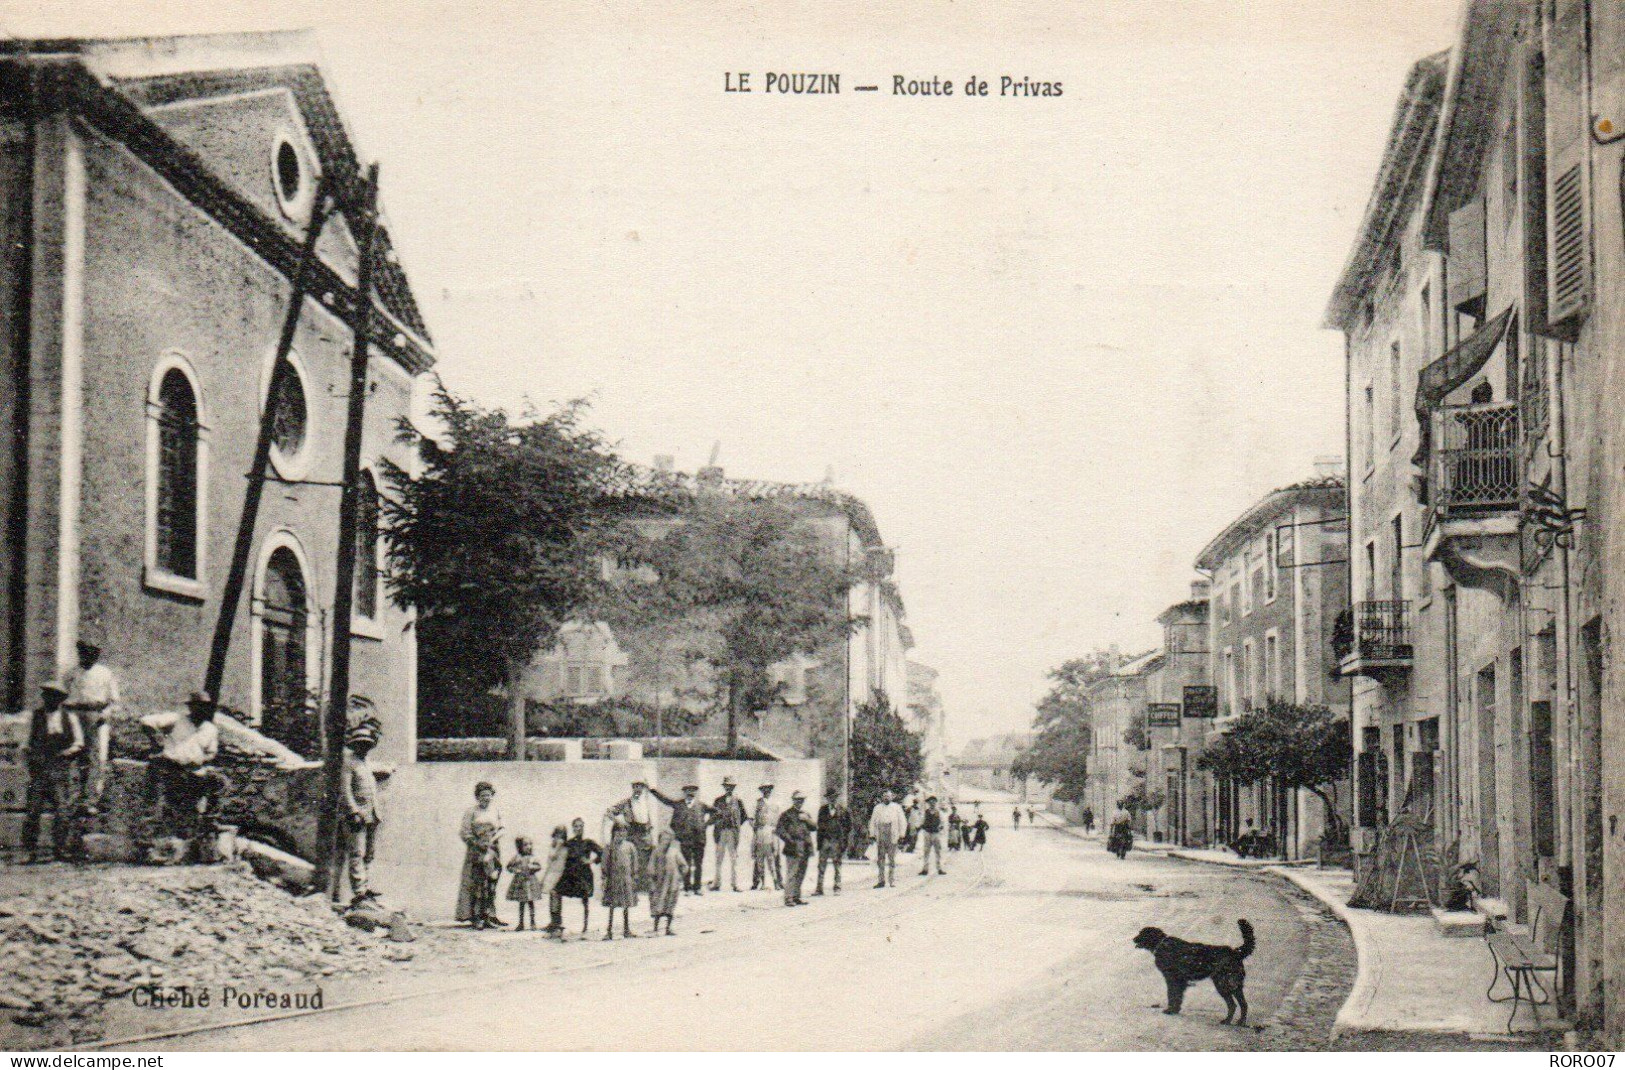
[1433,401,1520,515]
[1352,600,1412,662]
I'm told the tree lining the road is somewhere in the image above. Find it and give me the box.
[1196,698,1352,844]
[591,492,863,754]
[849,691,923,851]
[380,384,626,755]
[1012,651,1118,802]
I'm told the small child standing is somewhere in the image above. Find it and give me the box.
[506,836,544,931]
[648,828,688,936]
[601,819,639,941]
[540,825,569,939]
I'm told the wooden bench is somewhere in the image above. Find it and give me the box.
[1484,880,1565,1031]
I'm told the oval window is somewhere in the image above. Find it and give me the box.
[269,363,308,458]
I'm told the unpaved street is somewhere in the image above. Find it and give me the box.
[126,820,1354,1051]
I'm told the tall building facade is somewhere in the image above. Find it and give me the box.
[1196,468,1351,859]
[0,33,431,765]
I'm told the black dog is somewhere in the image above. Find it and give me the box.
[1132,919,1254,1024]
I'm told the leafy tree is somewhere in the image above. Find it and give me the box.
[1196,698,1352,842]
[849,691,923,852]
[1118,779,1167,815]
[1011,651,1119,802]
[380,385,624,756]
[595,493,861,753]
[1122,721,1150,751]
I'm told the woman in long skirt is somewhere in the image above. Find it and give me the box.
[455,781,504,928]
[648,829,688,936]
[559,817,602,933]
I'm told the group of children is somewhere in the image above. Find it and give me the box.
[470,810,689,941]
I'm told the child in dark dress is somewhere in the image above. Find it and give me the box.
[560,816,603,933]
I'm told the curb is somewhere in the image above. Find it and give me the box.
[1261,864,1373,1044]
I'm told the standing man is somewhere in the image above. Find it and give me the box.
[868,789,906,888]
[750,783,781,891]
[63,639,119,814]
[21,681,84,863]
[140,692,221,841]
[653,782,710,895]
[903,798,921,853]
[339,721,383,906]
[605,779,657,890]
[776,790,815,906]
[813,787,851,896]
[709,776,747,892]
[1013,806,1022,829]
[919,796,946,876]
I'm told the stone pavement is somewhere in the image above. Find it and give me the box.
[1147,836,1565,1047]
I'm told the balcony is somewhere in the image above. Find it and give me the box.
[1424,401,1522,592]
[1337,600,1413,683]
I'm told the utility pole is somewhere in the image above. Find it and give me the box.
[316,163,381,899]
[203,178,334,701]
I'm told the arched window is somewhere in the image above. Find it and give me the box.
[155,369,200,579]
[260,546,316,756]
[354,470,379,620]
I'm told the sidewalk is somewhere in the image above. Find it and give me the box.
[1168,847,1313,869]
[1161,845,1564,1044]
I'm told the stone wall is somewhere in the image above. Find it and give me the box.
[371,757,822,920]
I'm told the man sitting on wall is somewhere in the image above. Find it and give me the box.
[140,691,222,844]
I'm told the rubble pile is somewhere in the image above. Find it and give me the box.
[0,862,406,1045]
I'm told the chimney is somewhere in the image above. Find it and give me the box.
[653,454,674,474]
[1313,455,1344,480]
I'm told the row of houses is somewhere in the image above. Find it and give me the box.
[0,32,938,804]
[1076,0,1625,1037]
[1082,461,1351,858]
[1327,0,1625,1035]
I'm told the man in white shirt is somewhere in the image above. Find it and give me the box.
[606,779,656,890]
[140,691,221,840]
[63,639,119,811]
[868,790,907,888]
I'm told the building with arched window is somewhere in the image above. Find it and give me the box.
[0,32,433,765]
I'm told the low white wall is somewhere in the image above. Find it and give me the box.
[374,757,823,920]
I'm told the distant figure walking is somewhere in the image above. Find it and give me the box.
[1027,806,1036,825]
[971,813,989,851]
[868,790,906,888]
[1013,807,1022,829]
[947,805,964,851]
[919,797,946,875]
[1108,809,1134,860]
[1081,807,1095,834]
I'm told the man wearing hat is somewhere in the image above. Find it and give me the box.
[21,680,84,863]
[63,639,119,812]
[339,720,384,906]
[813,786,852,896]
[649,781,710,895]
[709,776,748,892]
[140,691,221,840]
[750,783,782,891]
[775,790,816,906]
[919,795,947,876]
[605,779,657,891]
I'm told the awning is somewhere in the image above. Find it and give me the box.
[1411,305,1513,468]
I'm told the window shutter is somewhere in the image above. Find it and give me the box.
[1544,0,1589,332]
[1447,199,1487,316]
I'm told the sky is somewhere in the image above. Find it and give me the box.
[3,0,1465,747]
